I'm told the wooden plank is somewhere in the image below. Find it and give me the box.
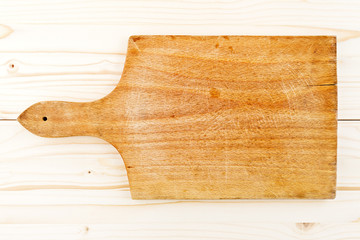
[0,121,358,201]
[0,0,359,29]
[0,120,355,222]
[0,24,359,119]
[0,191,359,223]
[0,120,358,193]
[0,223,360,239]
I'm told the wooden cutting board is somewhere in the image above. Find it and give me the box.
[18,36,337,199]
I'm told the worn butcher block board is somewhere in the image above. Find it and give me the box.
[18,35,337,199]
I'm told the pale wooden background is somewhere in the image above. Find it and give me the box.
[0,0,360,238]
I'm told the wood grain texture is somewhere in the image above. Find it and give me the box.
[1,190,360,223]
[0,24,358,119]
[0,121,358,204]
[1,223,360,240]
[17,36,337,199]
[0,0,359,232]
[0,0,359,28]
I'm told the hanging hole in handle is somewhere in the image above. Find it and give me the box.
[43,116,47,121]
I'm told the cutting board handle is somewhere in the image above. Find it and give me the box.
[17,100,103,138]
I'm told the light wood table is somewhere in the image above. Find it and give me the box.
[0,0,359,238]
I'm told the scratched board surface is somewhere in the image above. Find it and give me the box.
[18,35,337,199]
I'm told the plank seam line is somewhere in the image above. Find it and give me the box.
[1,119,360,121]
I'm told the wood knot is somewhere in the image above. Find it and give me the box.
[7,61,18,73]
[0,24,13,39]
[296,222,317,232]
[81,226,89,235]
